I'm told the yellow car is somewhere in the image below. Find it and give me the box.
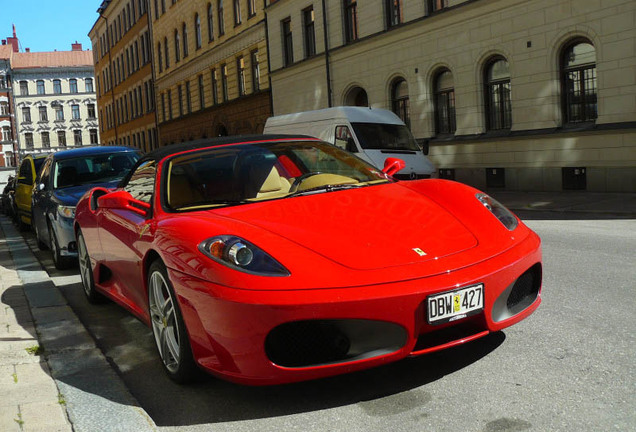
[14,154,48,230]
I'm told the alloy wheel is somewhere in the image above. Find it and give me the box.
[149,270,181,373]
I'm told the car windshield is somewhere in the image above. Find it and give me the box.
[53,152,140,189]
[351,122,420,151]
[165,140,391,210]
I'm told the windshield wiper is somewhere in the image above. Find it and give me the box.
[288,183,362,197]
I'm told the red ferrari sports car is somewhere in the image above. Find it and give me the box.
[74,135,542,385]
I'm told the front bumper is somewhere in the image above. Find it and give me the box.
[52,215,78,257]
[170,232,542,385]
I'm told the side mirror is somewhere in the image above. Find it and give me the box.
[382,158,406,177]
[97,190,150,216]
[37,183,46,191]
[417,138,429,155]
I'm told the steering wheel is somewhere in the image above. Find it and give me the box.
[289,172,323,193]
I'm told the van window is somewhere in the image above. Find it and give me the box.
[351,122,420,152]
[18,159,33,185]
[334,126,358,153]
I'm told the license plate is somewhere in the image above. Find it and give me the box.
[427,284,484,325]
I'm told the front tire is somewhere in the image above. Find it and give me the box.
[49,223,74,270]
[77,229,105,304]
[148,260,197,383]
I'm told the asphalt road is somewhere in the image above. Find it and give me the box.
[27,215,636,432]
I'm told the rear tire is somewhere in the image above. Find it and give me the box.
[148,260,198,384]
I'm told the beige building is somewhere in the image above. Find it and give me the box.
[151,0,271,144]
[266,0,636,192]
[90,0,158,152]
[11,44,99,156]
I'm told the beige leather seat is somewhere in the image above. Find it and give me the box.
[169,174,204,209]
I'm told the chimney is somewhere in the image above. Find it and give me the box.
[71,41,82,51]
[25,48,30,52]
[7,24,19,52]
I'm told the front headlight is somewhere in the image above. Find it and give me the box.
[198,235,290,276]
[58,205,76,219]
[476,193,518,231]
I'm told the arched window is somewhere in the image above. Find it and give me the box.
[157,42,163,72]
[182,23,189,58]
[561,39,597,124]
[207,3,214,41]
[434,69,456,134]
[218,0,225,36]
[391,78,410,127]
[484,57,511,130]
[195,14,202,49]
[174,30,181,62]
[344,86,368,107]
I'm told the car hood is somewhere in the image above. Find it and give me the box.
[54,180,121,206]
[214,183,478,271]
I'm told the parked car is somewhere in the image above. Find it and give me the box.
[14,154,48,230]
[31,146,140,269]
[1,174,16,216]
[74,135,542,385]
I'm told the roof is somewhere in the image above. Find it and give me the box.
[265,106,404,127]
[141,134,317,162]
[11,50,93,69]
[52,146,139,161]
[0,45,14,60]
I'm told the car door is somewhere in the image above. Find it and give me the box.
[15,157,34,224]
[96,159,157,315]
[32,156,53,244]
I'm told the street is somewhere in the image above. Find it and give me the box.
[20,215,636,431]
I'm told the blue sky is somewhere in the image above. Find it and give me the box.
[0,1,99,53]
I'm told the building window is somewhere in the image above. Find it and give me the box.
[237,57,246,96]
[221,64,228,101]
[161,93,166,121]
[57,130,67,147]
[39,106,48,122]
[174,30,181,62]
[484,57,511,131]
[178,85,183,116]
[182,22,189,58]
[248,0,256,17]
[218,0,225,36]
[87,103,96,119]
[53,79,62,94]
[207,3,215,42]
[211,69,219,104]
[90,129,98,144]
[428,0,447,13]
[70,78,78,93]
[161,0,165,14]
[434,69,456,135]
[168,89,173,120]
[164,37,170,69]
[343,0,358,43]
[195,14,202,49]
[198,75,205,109]
[251,50,260,92]
[20,80,28,95]
[74,130,83,146]
[344,86,368,107]
[72,104,81,120]
[22,107,31,122]
[25,133,34,149]
[386,0,402,28]
[303,7,316,58]
[561,40,597,124]
[185,80,191,114]
[37,80,45,95]
[391,78,410,128]
[0,101,8,115]
[41,132,50,148]
[85,78,94,92]
[158,42,163,72]
[282,18,293,66]
[2,126,12,141]
[233,0,241,25]
[54,105,64,121]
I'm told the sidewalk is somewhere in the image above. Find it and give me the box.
[0,216,156,432]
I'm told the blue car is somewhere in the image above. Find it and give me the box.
[31,146,141,269]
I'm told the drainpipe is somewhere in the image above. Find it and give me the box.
[321,0,332,107]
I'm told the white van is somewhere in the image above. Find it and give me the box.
[263,107,435,179]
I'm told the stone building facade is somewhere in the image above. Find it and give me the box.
[151,0,272,144]
[90,0,158,152]
[0,45,17,167]
[11,45,100,156]
[266,0,636,192]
